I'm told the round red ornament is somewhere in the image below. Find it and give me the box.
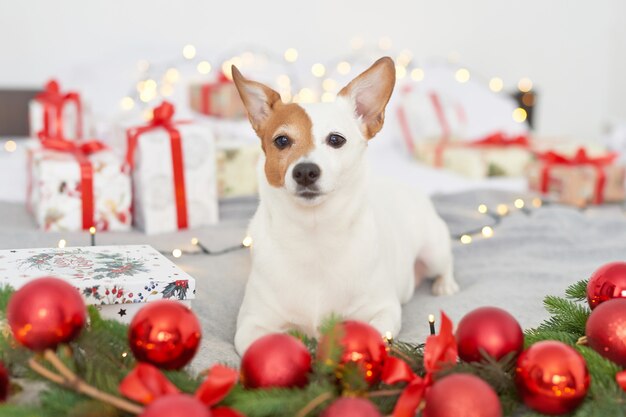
[587,262,626,309]
[7,277,86,351]
[456,307,524,362]
[140,394,211,417]
[320,397,382,417]
[317,321,387,385]
[241,333,311,389]
[423,373,502,417]
[0,361,9,402]
[515,341,589,415]
[586,297,626,366]
[129,300,201,370]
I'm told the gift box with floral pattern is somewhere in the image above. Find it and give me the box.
[0,245,196,323]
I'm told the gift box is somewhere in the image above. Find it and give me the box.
[209,118,260,198]
[527,148,626,207]
[27,137,131,232]
[0,245,196,323]
[413,133,533,178]
[125,101,219,234]
[189,74,247,119]
[29,79,90,141]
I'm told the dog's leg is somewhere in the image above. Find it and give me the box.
[366,301,402,337]
[421,219,460,296]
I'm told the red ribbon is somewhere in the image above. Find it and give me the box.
[119,363,243,415]
[536,148,618,204]
[39,134,107,230]
[35,79,83,140]
[468,132,530,148]
[381,312,458,417]
[125,101,189,230]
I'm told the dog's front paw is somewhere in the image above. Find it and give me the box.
[431,276,460,296]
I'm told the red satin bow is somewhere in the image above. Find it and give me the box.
[36,79,83,139]
[125,101,189,230]
[470,132,530,147]
[381,312,458,417]
[536,148,618,204]
[119,363,243,416]
[39,134,107,230]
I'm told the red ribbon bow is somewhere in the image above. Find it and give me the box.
[35,79,83,140]
[381,312,458,417]
[536,148,618,204]
[469,132,530,147]
[38,134,107,230]
[125,101,189,230]
[119,363,244,417]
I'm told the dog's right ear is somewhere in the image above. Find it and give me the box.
[231,66,282,136]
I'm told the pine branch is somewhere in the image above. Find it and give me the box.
[537,296,589,336]
[523,328,579,347]
[565,280,589,302]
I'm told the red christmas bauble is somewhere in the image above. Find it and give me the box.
[317,321,387,385]
[586,297,626,366]
[140,394,211,417]
[456,307,524,362]
[0,361,9,402]
[241,333,311,388]
[423,373,502,417]
[320,397,382,417]
[129,300,201,370]
[587,262,626,309]
[515,341,589,415]
[7,277,86,351]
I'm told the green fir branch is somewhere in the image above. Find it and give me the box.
[565,279,589,302]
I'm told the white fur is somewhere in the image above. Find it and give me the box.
[234,97,459,354]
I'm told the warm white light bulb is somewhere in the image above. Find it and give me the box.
[481,226,494,238]
[172,249,182,258]
[460,235,472,244]
[242,236,253,248]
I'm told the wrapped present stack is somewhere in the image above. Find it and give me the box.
[397,86,533,178]
[27,80,131,232]
[189,73,247,119]
[0,245,196,323]
[527,148,626,207]
[124,101,219,234]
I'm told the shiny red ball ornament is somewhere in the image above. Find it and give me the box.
[7,277,86,351]
[320,397,382,417]
[516,341,589,415]
[140,394,211,417]
[241,333,312,388]
[317,320,388,385]
[586,297,626,366]
[423,373,502,417]
[0,361,9,402]
[587,262,626,309]
[129,300,202,370]
[456,307,524,362]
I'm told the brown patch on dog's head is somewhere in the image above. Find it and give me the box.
[232,66,314,187]
[338,57,396,139]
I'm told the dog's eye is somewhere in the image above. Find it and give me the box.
[327,133,346,149]
[273,135,291,150]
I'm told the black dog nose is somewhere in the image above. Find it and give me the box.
[292,163,321,186]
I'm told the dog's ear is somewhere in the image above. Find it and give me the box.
[231,66,282,136]
[338,57,396,139]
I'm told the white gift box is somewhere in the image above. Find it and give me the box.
[127,121,219,234]
[0,245,195,323]
[27,140,132,232]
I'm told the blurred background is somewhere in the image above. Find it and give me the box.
[1,0,626,208]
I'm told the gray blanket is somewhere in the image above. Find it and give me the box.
[1,191,625,372]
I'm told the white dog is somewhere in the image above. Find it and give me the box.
[232,57,459,355]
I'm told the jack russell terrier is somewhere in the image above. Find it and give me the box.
[232,57,459,354]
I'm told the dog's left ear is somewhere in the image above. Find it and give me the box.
[338,57,396,139]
